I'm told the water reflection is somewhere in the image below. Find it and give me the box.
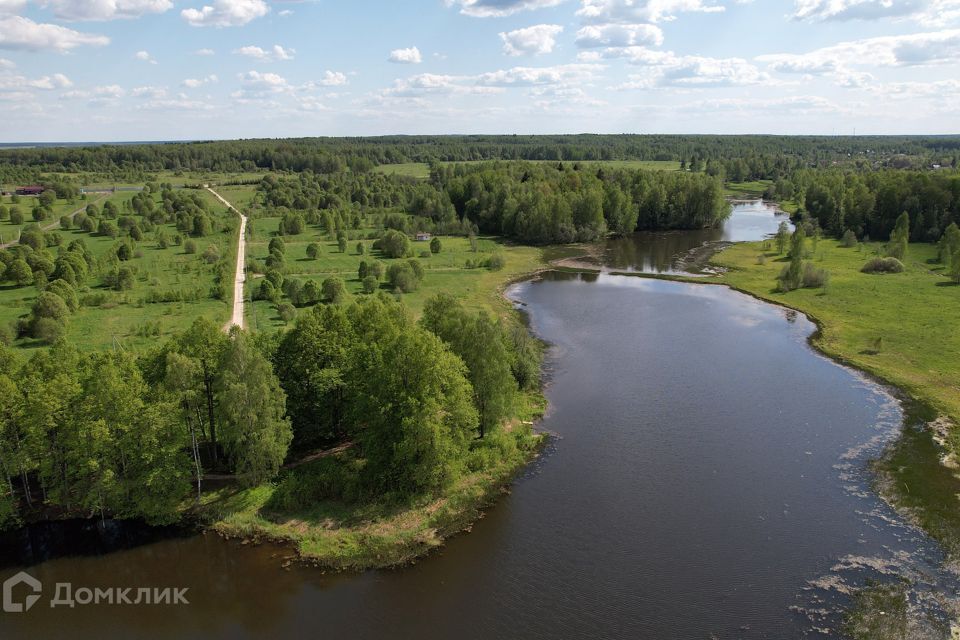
[598,199,791,274]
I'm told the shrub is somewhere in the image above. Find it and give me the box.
[277,302,296,323]
[8,208,23,225]
[201,244,221,264]
[97,220,119,238]
[59,215,71,230]
[841,229,857,248]
[306,242,320,259]
[801,262,829,288]
[80,216,97,233]
[279,212,306,236]
[386,260,422,293]
[861,257,904,274]
[361,275,379,293]
[32,317,65,344]
[378,229,410,258]
[486,253,506,271]
[183,239,197,254]
[430,236,441,254]
[322,276,347,304]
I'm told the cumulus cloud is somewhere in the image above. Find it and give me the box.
[0,16,110,51]
[36,0,173,21]
[759,29,960,71]
[388,46,422,64]
[500,24,564,56]
[577,0,726,24]
[239,70,288,90]
[135,50,157,64]
[598,47,768,87]
[792,0,960,25]
[575,23,663,47]
[0,70,72,91]
[181,0,269,27]
[131,85,168,98]
[234,44,295,61]
[381,63,602,100]
[312,70,348,86]
[182,74,218,88]
[446,0,566,18]
[194,48,215,55]
[476,62,603,85]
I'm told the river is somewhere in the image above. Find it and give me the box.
[1,201,954,639]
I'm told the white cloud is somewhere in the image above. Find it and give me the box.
[0,16,110,52]
[381,63,601,101]
[600,47,768,87]
[36,0,173,21]
[575,23,663,47]
[181,0,269,27]
[194,48,215,55]
[477,62,603,85]
[446,0,566,18]
[792,0,960,26]
[500,24,564,56]
[135,50,157,64]
[759,29,960,73]
[182,74,218,88]
[137,97,215,111]
[131,85,168,98]
[239,70,288,90]
[0,70,72,92]
[388,46,422,64]
[234,44,295,61]
[313,70,348,86]
[0,0,26,15]
[577,0,726,24]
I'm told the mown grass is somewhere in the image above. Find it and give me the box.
[204,420,545,570]
[1,188,238,351]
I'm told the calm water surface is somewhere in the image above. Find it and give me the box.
[1,203,952,639]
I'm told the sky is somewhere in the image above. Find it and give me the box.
[0,0,959,141]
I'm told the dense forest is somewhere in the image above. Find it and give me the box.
[1,134,958,184]
[0,293,541,528]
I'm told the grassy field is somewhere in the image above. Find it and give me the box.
[242,211,545,331]
[372,163,432,179]
[0,188,238,351]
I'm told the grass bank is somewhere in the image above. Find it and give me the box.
[203,409,545,570]
[710,239,960,555]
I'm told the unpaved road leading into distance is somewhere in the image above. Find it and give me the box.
[0,194,107,250]
[207,187,246,331]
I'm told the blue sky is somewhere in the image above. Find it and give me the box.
[0,0,959,141]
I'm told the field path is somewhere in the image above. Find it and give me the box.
[207,187,247,331]
[0,194,107,250]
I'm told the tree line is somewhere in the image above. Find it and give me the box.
[2,135,958,184]
[0,293,542,529]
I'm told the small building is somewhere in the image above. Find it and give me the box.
[415,232,432,242]
[15,185,44,196]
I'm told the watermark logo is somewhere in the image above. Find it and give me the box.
[1,571,188,612]
[3,572,41,613]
